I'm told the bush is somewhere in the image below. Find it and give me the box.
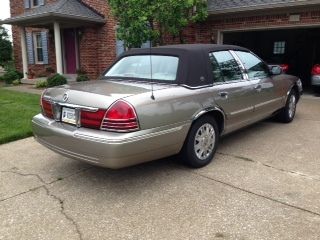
[2,70,20,84]
[12,79,21,86]
[76,74,89,82]
[47,74,67,87]
[35,79,48,88]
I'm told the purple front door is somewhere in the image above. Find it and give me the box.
[63,29,77,74]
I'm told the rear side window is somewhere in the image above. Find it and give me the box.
[235,51,269,79]
[209,51,243,82]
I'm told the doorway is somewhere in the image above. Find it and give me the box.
[63,29,79,74]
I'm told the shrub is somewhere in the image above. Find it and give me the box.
[76,74,89,82]
[12,79,21,86]
[2,70,20,84]
[47,74,67,87]
[35,79,48,89]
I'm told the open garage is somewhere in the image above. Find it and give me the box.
[223,27,320,89]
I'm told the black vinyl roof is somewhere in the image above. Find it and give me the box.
[119,44,249,87]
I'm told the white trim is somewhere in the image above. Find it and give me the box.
[33,32,44,64]
[220,22,320,35]
[54,22,63,74]
[217,30,223,44]
[20,27,28,79]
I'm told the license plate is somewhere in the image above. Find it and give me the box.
[61,107,76,125]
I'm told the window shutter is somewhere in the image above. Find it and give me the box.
[116,39,125,57]
[41,31,49,64]
[141,41,151,49]
[39,0,45,6]
[26,32,35,64]
[24,0,30,9]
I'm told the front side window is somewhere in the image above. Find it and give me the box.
[105,55,179,81]
[235,51,269,79]
[33,32,44,63]
[210,51,243,82]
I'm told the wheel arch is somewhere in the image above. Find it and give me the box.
[192,107,225,135]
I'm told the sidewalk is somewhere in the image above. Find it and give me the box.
[2,84,43,95]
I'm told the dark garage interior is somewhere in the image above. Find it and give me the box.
[223,28,320,88]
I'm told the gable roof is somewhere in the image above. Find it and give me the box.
[2,0,105,25]
[208,0,320,14]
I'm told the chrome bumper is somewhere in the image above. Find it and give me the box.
[32,114,190,169]
[311,76,320,86]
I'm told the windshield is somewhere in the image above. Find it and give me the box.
[105,55,179,81]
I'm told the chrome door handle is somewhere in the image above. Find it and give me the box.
[219,92,228,98]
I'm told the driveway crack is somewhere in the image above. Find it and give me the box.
[189,170,320,217]
[0,169,88,240]
[42,186,84,240]
[217,152,320,182]
[1,170,48,184]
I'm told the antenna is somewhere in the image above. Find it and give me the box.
[149,40,155,100]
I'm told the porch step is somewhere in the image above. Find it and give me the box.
[21,78,46,85]
[63,74,77,82]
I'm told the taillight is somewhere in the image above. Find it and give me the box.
[80,109,106,129]
[280,64,289,73]
[41,97,54,119]
[311,64,320,75]
[101,100,139,132]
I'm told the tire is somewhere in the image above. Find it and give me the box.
[181,116,219,168]
[277,90,297,123]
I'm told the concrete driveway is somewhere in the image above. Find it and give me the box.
[1,95,320,240]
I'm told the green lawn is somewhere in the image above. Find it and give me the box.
[0,89,41,144]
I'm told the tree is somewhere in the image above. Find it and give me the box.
[153,0,208,44]
[0,25,13,66]
[108,0,156,48]
[108,0,208,47]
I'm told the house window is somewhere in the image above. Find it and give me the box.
[273,41,286,55]
[24,0,44,9]
[33,32,44,63]
[32,0,39,7]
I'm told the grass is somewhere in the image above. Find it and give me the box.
[0,88,41,144]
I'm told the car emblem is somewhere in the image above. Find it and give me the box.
[63,93,69,102]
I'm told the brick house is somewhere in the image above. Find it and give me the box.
[2,0,320,86]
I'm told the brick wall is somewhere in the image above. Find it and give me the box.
[80,0,117,78]
[165,8,320,45]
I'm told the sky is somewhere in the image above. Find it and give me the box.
[0,0,12,38]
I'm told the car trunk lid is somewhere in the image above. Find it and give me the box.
[43,80,170,109]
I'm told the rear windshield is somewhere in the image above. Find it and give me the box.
[105,55,179,81]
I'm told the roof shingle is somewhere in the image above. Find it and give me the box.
[2,0,105,24]
[208,0,320,13]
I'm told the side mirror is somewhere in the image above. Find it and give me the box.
[270,65,282,75]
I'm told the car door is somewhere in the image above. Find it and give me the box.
[208,51,257,133]
[233,51,283,119]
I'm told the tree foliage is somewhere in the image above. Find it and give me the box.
[108,0,208,47]
[0,26,13,65]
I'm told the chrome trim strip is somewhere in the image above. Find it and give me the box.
[74,123,190,144]
[230,106,254,116]
[255,97,283,109]
[193,107,226,133]
[35,136,99,163]
[229,50,249,81]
